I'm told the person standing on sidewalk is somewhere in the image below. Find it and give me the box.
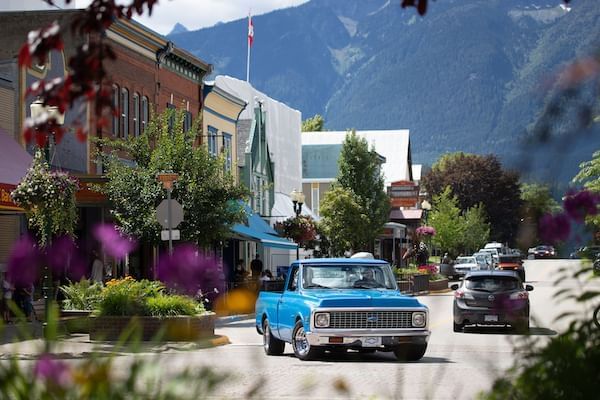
[2,278,14,323]
[250,254,263,280]
[91,250,104,284]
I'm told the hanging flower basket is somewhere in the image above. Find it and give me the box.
[416,226,436,236]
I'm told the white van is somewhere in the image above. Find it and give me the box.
[484,242,504,253]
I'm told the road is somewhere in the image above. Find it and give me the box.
[151,259,596,400]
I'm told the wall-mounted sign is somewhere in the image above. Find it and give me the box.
[388,181,419,208]
[0,183,20,210]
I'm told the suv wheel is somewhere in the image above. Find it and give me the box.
[453,321,464,332]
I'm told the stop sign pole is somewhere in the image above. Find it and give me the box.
[157,172,179,255]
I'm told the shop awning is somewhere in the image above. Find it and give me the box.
[231,204,297,250]
[0,133,32,211]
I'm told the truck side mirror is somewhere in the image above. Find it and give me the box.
[525,284,534,291]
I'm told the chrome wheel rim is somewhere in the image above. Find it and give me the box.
[293,325,310,356]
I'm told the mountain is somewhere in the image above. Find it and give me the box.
[169,0,600,185]
[168,22,188,35]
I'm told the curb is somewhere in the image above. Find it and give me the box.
[428,288,452,295]
[216,313,255,325]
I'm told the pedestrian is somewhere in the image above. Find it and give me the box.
[2,277,14,323]
[250,254,263,279]
[234,259,247,283]
[91,250,104,284]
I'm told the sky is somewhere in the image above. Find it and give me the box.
[1,0,310,35]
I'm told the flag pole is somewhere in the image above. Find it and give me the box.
[246,12,252,82]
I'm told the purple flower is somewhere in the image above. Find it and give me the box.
[157,244,224,299]
[539,213,571,244]
[92,223,137,260]
[45,236,86,281]
[33,353,71,388]
[563,189,600,223]
[416,226,436,236]
[7,235,42,287]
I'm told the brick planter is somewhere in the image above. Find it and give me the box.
[60,310,93,334]
[428,278,449,292]
[90,313,216,341]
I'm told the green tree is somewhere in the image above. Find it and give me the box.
[462,203,490,254]
[99,109,248,247]
[573,149,600,228]
[319,187,368,255]
[429,187,466,258]
[321,130,390,253]
[422,152,522,244]
[518,182,560,248]
[301,114,324,132]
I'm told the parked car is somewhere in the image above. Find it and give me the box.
[569,245,600,260]
[255,258,430,361]
[454,256,480,277]
[473,252,493,270]
[451,270,533,332]
[530,245,556,259]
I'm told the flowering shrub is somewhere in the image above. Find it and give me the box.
[274,215,317,245]
[11,151,78,245]
[59,279,104,311]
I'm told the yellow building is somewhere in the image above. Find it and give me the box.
[202,81,247,182]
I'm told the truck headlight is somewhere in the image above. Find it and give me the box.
[314,312,330,328]
[412,312,426,328]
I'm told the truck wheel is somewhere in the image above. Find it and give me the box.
[263,319,285,355]
[292,320,322,361]
[393,344,427,361]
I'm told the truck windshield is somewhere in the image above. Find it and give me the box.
[302,264,397,290]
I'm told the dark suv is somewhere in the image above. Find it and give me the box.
[452,271,533,333]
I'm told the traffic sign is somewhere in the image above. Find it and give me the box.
[161,229,180,241]
[155,199,184,229]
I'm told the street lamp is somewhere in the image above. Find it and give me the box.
[290,189,305,260]
[421,199,432,264]
[30,98,65,347]
[157,172,179,255]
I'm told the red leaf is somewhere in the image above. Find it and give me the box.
[53,126,65,144]
[35,131,48,148]
[23,127,34,144]
[75,127,87,142]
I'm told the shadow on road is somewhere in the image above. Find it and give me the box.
[282,351,453,364]
[462,326,557,336]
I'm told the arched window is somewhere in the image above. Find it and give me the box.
[133,92,140,136]
[121,88,129,138]
[141,96,149,133]
[112,84,120,136]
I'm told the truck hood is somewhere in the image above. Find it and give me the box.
[301,289,425,308]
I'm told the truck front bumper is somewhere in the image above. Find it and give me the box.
[305,329,430,348]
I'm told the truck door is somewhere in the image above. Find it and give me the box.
[277,264,301,342]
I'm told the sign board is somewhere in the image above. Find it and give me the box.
[155,199,184,229]
[391,197,418,208]
[161,229,180,241]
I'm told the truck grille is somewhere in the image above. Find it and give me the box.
[328,311,414,329]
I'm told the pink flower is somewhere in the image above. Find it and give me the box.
[539,213,571,244]
[7,235,42,287]
[416,226,436,236]
[157,244,225,300]
[563,189,600,223]
[33,353,71,388]
[93,223,137,260]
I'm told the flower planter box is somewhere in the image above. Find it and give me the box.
[396,273,430,295]
[89,313,216,342]
[428,278,449,292]
[60,310,93,334]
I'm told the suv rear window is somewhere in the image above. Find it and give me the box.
[465,276,521,292]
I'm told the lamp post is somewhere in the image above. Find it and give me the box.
[30,99,64,344]
[157,172,179,256]
[421,199,432,264]
[290,188,305,260]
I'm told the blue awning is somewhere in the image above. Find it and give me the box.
[231,203,297,250]
[232,223,297,250]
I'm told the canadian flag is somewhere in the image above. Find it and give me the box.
[248,15,254,47]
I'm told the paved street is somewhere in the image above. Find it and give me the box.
[160,259,598,399]
[1,259,598,399]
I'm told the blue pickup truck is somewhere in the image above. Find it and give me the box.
[255,258,430,361]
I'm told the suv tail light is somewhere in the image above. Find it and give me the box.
[509,291,528,300]
[454,290,474,300]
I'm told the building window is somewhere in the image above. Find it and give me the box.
[167,103,176,134]
[222,133,232,172]
[207,126,218,157]
[183,111,192,132]
[121,88,129,138]
[112,84,120,136]
[312,186,320,216]
[141,96,149,133]
[133,93,140,136]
